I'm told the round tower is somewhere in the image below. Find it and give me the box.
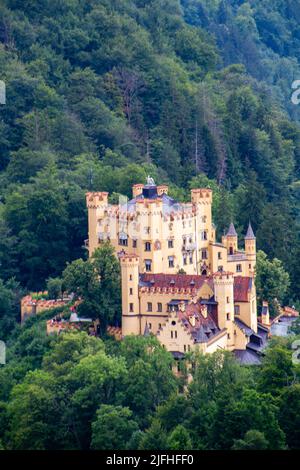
[120,254,140,336]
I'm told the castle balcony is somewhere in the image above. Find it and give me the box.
[228,252,247,262]
[182,243,197,252]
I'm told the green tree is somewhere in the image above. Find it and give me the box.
[62,243,121,332]
[46,277,63,300]
[139,419,168,450]
[232,429,269,450]
[255,250,290,315]
[91,405,139,450]
[279,384,300,449]
[167,425,192,450]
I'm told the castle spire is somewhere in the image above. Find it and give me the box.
[226,222,237,237]
[245,222,255,240]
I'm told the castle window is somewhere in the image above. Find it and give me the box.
[157,303,162,312]
[168,256,174,268]
[236,264,242,273]
[171,331,174,339]
[227,296,230,303]
[249,264,251,269]
[218,266,223,272]
[227,333,230,340]
[168,239,174,249]
[149,323,152,330]
[129,275,133,281]
[145,227,151,234]
[201,249,208,260]
[129,303,134,312]
[201,231,207,241]
[202,216,207,223]
[147,302,152,312]
[175,331,177,339]
[158,323,162,329]
[119,233,128,246]
[145,242,151,252]
[145,260,152,272]
[229,247,234,255]
[184,345,186,352]
[226,313,230,321]
[183,255,187,265]
[234,305,240,316]
[218,252,222,260]
[132,239,137,248]
[129,288,133,295]
[188,345,191,352]
[183,237,186,246]
[189,254,193,264]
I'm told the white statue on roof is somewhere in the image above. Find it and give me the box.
[146,175,155,186]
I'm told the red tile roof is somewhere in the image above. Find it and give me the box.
[140,273,253,302]
[140,273,213,291]
[234,276,252,302]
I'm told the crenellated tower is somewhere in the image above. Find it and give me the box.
[213,272,235,349]
[120,254,140,336]
[86,192,109,257]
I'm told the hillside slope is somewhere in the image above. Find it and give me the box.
[0,0,299,303]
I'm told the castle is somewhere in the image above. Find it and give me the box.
[86,178,268,364]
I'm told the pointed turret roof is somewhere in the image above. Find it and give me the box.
[226,223,237,237]
[245,222,256,240]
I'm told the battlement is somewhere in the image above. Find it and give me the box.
[86,192,109,208]
[213,271,234,283]
[191,188,212,205]
[119,254,139,264]
[132,184,144,198]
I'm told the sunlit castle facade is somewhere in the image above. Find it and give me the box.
[86,177,268,363]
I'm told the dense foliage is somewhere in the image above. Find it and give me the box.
[0,320,300,450]
[1,0,300,451]
[0,0,299,306]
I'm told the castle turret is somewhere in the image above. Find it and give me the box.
[120,254,140,336]
[86,192,109,257]
[191,189,213,273]
[245,222,256,274]
[222,223,238,255]
[213,272,235,349]
[132,184,144,198]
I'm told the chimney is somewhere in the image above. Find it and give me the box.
[261,301,270,325]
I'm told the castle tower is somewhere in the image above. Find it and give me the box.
[132,184,144,198]
[245,222,256,274]
[224,223,238,255]
[213,272,235,349]
[86,192,109,257]
[120,254,140,336]
[190,188,213,274]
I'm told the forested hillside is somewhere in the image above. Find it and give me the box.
[1,0,300,452]
[0,1,299,310]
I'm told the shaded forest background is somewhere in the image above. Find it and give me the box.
[0,0,300,299]
[1,0,300,452]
